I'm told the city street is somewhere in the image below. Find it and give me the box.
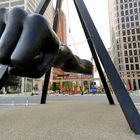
[0,93,140,111]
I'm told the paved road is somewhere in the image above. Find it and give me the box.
[0,93,140,106]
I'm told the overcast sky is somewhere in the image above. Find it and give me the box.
[54,0,110,61]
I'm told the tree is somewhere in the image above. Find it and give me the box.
[4,76,20,93]
[33,83,39,91]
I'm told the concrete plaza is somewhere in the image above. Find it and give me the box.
[0,100,140,140]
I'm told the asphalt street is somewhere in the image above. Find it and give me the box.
[0,93,140,109]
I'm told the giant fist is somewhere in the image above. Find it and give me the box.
[0,8,92,78]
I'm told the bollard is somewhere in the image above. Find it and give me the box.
[26,97,29,106]
[11,97,15,106]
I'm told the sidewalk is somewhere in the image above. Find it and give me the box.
[0,101,139,140]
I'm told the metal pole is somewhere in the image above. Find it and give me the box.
[35,0,51,15]
[40,68,51,103]
[0,65,9,90]
[40,0,62,104]
[73,0,140,134]
[72,2,114,104]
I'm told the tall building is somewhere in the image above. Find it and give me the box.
[108,0,140,90]
[0,0,54,25]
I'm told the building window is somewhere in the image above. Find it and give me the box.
[131,22,134,27]
[133,43,136,48]
[131,64,134,70]
[122,24,125,29]
[134,2,137,7]
[128,43,132,48]
[130,9,133,14]
[135,15,138,20]
[126,16,129,22]
[123,37,126,42]
[121,5,124,10]
[135,57,138,62]
[121,17,125,22]
[130,57,133,63]
[137,35,140,41]
[134,8,138,14]
[129,50,132,55]
[121,11,124,16]
[134,50,137,55]
[138,43,140,48]
[126,65,129,70]
[124,44,127,49]
[136,28,140,33]
[136,64,139,70]
[128,36,131,42]
[126,23,130,28]
[125,10,128,15]
[118,59,121,64]
[124,50,128,56]
[136,22,139,26]
[119,65,122,71]
[117,18,120,24]
[118,52,120,57]
[130,16,134,21]
[125,57,128,63]
[125,4,128,9]
[132,29,135,34]
[127,30,130,35]
[132,36,136,41]
[117,45,120,50]
[123,31,126,36]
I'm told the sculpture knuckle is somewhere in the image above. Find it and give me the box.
[9,7,25,15]
[7,7,27,22]
[27,14,46,26]
[0,8,7,21]
[0,8,7,16]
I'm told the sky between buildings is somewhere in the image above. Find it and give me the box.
[53,0,110,62]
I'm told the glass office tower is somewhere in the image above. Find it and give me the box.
[108,0,140,90]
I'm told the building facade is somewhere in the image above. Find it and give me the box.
[108,0,140,90]
[0,0,54,25]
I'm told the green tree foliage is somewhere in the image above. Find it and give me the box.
[4,76,20,92]
[33,83,39,91]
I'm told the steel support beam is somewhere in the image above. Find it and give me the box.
[73,4,114,105]
[40,0,62,104]
[35,0,51,15]
[35,0,51,104]
[0,65,9,90]
[40,68,51,104]
[73,0,140,134]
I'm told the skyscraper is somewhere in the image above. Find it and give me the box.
[0,0,54,26]
[108,0,140,90]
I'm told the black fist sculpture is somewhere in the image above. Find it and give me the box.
[0,8,92,78]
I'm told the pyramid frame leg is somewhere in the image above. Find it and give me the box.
[73,0,140,134]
